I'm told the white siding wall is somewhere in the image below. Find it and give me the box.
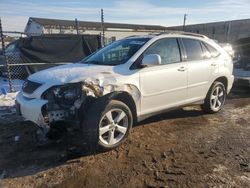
[42,28,157,40]
[25,21,162,43]
[25,22,43,36]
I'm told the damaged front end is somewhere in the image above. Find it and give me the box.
[41,77,140,125]
[41,82,84,124]
[17,75,140,144]
[41,79,106,126]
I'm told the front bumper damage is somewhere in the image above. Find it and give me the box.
[15,80,104,130]
[16,78,140,143]
[16,92,48,127]
[16,91,83,129]
[16,90,83,144]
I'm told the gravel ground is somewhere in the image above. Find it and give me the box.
[0,86,250,188]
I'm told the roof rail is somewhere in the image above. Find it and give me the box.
[150,30,208,39]
[124,34,155,39]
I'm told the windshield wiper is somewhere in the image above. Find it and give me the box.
[84,60,102,65]
[84,60,117,66]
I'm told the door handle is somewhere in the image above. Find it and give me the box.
[177,66,186,71]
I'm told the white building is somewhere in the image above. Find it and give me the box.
[25,17,168,44]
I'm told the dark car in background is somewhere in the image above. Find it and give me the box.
[233,37,250,87]
[0,34,101,79]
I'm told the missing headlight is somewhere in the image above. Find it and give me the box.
[63,90,76,100]
[42,83,83,107]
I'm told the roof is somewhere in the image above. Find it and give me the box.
[29,17,168,31]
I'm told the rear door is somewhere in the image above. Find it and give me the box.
[182,38,212,102]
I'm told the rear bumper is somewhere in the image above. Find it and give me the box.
[16,92,48,127]
[227,75,235,93]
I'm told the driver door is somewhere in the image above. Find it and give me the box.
[139,38,188,115]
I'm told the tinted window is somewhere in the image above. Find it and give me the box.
[203,43,220,57]
[182,38,203,61]
[144,38,181,65]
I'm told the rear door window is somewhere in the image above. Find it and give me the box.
[182,38,203,61]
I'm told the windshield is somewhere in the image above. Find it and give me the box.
[82,37,150,66]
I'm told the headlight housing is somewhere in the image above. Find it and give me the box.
[42,83,82,106]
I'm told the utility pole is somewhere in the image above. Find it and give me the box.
[75,18,79,35]
[183,14,187,31]
[101,8,105,46]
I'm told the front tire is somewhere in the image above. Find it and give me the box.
[202,81,226,113]
[81,99,133,152]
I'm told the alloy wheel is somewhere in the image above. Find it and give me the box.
[99,108,129,146]
[210,85,225,111]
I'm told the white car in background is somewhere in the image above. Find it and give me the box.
[16,32,234,151]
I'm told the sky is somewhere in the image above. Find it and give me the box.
[1,0,250,31]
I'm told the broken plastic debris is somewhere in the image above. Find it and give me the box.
[14,135,20,142]
[0,170,7,179]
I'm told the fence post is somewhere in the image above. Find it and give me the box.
[101,8,105,47]
[0,17,14,92]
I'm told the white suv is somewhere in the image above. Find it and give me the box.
[16,32,234,151]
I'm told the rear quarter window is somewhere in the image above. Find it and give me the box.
[203,42,220,58]
[200,42,212,59]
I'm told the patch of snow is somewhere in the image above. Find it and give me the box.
[0,77,24,118]
[0,92,18,118]
[0,77,24,93]
[0,92,18,107]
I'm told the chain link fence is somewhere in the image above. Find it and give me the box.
[0,34,69,93]
[0,18,15,92]
[0,20,32,92]
[0,40,69,92]
[0,27,71,93]
[0,18,102,93]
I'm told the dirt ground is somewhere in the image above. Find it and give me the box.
[0,86,250,188]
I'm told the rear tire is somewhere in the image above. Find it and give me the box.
[81,98,133,152]
[202,81,226,113]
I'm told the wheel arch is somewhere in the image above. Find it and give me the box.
[79,91,138,125]
[214,76,228,91]
[105,91,138,124]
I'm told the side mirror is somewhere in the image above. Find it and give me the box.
[141,54,161,67]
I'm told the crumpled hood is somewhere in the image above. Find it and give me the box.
[28,63,116,85]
